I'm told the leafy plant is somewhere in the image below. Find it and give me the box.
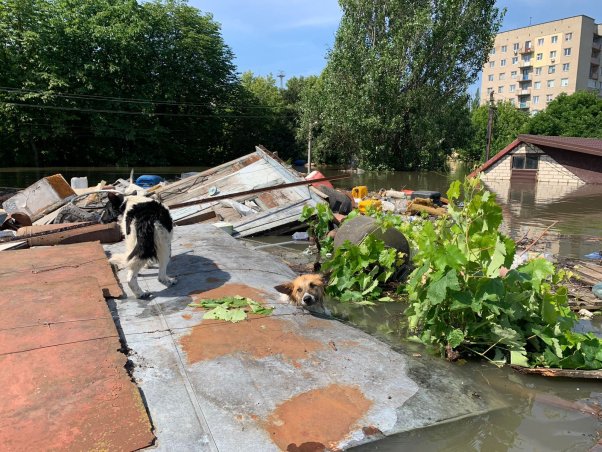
[189,296,273,323]
[404,177,602,369]
[322,235,405,304]
[300,203,335,258]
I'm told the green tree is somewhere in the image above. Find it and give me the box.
[311,0,503,170]
[238,71,299,159]
[460,100,530,163]
[524,91,602,138]
[0,0,245,166]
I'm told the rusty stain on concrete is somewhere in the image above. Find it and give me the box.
[180,316,324,365]
[263,384,372,451]
[181,313,193,320]
[188,283,269,304]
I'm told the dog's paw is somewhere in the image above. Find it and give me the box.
[137,292,153,300]
[160,277,178,287]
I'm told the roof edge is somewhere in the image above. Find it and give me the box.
[468,138,522,178]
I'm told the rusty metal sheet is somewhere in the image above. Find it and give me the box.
[0,247,153,451]
[0,241,123,298]
[0,278,117,355]
[0,338,153,452]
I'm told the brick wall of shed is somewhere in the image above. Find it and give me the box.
[542,147,602,184]
[481,143,585,186]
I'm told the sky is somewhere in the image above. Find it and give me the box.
[193,0,601,92]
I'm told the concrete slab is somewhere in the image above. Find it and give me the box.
[105,224,506,451]
[0,244,153,451]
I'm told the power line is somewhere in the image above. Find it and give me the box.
[0,86,289,109]
[0,101,296,118]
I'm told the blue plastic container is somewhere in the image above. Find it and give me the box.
[135,175,163,188]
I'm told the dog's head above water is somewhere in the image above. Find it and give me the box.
[274,274,325,308]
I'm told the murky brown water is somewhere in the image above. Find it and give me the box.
[328,301,602,452]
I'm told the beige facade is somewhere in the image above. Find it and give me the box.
[481,15,601,113]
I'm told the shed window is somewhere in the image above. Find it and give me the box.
[512,154,539,169]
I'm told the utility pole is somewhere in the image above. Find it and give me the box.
[307,121,317,175]
[485,91,496,162]
[277,70,285,90]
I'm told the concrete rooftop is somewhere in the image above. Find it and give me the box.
[104,224,506,451]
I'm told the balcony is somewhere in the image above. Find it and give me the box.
[519,61,533,68]
[518,101,530,109]
[519,76,532,82]
[592,57,600,66]
[519,46,534,54]
[518,89,531,95]
[593,41,601,51]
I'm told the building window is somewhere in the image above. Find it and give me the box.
[501,45,507,52]
[523,55,531,63]
[490,61,495,68]
[536,53,543,60]
[538,38,544,46]
[535,67,542,76]
[487,87,494,95]
[511,71,517,79]
[498,86,504,93]
[550,50,557,59]
[513,42,520,51]
[488,74,494,81]
[509,84,516,92]
[551,35,558,44]
[562,63,570,72]
[512,56,518,64]
[499,72,505,80]
[525,40,532,49]
[534,81,541,89]
[561,78,569,87]
[501,59,506,67]
[547,79,555,88]
[564,48,571,56]
[491,47,496,55]
[512,155,539,170]
[533,95,540,104]
[565,32,572,41]
[548,65,556,74]
[546,94,554,102]
[510,98,516,105]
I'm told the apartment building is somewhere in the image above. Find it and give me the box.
[480,15,601,114]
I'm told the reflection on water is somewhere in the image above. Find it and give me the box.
[3,165,602,258]
[330,301,602,452]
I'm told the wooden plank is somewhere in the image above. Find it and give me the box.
[572,266,602,286]
[511,366,602,379]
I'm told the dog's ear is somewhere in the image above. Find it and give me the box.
[107,192,125,213]
[274,282,294,296]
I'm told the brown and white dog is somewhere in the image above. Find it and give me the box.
[274,274,326,312]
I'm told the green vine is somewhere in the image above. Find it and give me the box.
[405,177,602,369]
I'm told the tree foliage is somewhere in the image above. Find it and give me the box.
[459,100,530,162]
[307,0,503,170]
[0,0,254,166]
[525,91,602,138]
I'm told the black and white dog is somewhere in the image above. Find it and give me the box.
[109,194,177,299]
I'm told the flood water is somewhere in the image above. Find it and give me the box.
[328,301,602,451]
[3,164,602,259]
[2,165,602,449]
